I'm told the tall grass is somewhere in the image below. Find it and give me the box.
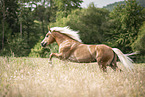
[0,57,145,97]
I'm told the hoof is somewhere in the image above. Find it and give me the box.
[48,60,52,64]
[48,59,53,67]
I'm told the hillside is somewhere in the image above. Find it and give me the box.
[103,0,145,11]
[137,0,145,7]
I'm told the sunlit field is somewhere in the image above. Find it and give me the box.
[0,57,145,97]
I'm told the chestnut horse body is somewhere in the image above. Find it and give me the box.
[41,27,134,72]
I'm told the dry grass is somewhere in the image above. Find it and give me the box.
[0,57,145,97]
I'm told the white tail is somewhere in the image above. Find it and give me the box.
[112,48,134,71]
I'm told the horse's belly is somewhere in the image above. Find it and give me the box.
[68,53,96,63]
[67,54,78,62]
[76,56,96,63]
[67,44,96,63]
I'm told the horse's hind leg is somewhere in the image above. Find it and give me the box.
[97,57,107,72]
[110,63,118,71]
[110,62,122,72]
[101,62,107,72]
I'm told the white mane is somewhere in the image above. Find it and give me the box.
[50,27,82,43]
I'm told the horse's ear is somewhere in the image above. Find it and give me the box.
[48,26,52,34]
[48,26,50,31]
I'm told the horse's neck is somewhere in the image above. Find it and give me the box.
[52,32,72,46]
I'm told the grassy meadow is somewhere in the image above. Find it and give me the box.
[0,57,145,97]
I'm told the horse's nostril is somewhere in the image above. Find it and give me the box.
[41,42,47,47]
[41,43,43,47]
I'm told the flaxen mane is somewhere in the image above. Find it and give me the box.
[50,27,82,43]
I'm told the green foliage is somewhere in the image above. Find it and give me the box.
[7,35,30,57]
[132,22,145,54]
[137,0,145,7]
[0,34,30,57]
[29,40,58,58]
[51,3,109,44]
[135,55,145,63]
[29,39,49,58]
[106,0,145,53]
[0,0,19,33]
[54,0,83,17]
[70,5,109,44]
[103,1,125,11]
[0,0,83,57]
[33,5,50,34]
[104,0,145,11]
[0,7,42,57]
[0,22,12,49]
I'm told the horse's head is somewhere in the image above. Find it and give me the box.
[41,28,55,47]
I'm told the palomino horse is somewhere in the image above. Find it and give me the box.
[41,27,134,72]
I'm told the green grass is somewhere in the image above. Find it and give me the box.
[0,57,145,97]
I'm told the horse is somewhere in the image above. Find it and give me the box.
[41,27,134,72]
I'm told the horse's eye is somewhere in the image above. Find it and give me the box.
[46,35,49,37]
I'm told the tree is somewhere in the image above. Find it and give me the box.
[0,0,19,50]
[50,3,109,44]
[0,0,5,49]
[68,3,109,44]
[107,0,144,53]
[131,21,145,62]
[0,0,44,56]
[137,0,145,7]
[54,0,83,18]
[132,22,145,53]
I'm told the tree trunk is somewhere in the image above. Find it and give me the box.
[50,0,53,8]
[19,1,23,37]
[2,18,5,50]
[64,2,67,17]
[20,21,22,37]
[1,0,5,50]
[42,20,44,34]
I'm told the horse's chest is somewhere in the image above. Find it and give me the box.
[59,42,71,52]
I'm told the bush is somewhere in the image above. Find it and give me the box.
[132,22,145,54]
[0,34,30,57]
[29,38,58,58]
[131,22,145,62]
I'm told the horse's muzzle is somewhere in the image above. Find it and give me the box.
[41,42,47,47]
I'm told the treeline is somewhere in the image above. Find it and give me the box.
[0,0,145,62]
[104,0,145,11]
[0,0,82,56]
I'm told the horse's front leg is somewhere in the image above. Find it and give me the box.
[49,53,63,61]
